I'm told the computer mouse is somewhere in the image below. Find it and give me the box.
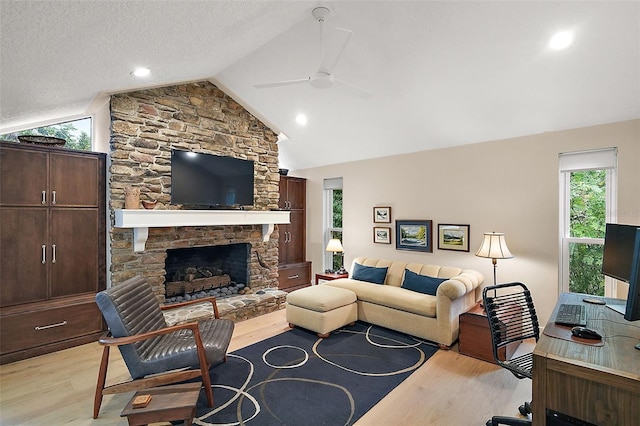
[571,326,602,340]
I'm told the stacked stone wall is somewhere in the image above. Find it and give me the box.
[109,81,280,300]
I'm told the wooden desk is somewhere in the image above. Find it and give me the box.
[532,293,640,425]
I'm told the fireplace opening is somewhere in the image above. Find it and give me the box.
[164,243,250,304]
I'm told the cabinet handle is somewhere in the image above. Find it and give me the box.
[52,244,56,263]
[41,245,46,264]
[288,274,299,280]
[35,321,67,331]
[51,190,57,205]
[287,232,292,243]
[41,191,47,204]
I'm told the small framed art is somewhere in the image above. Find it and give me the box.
[374,227,392,244]
[437,224,470,252]
[395,220,432,252]
[373,206,391,223]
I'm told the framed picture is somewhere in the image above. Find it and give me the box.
[437,224,470,252]
[395,220,432,252]
[373,227,392,244]
[373,206,392,223]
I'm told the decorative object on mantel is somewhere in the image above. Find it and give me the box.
[18,135,66,146]
[124,187,141,209]
[278,168,289,175]
[475,231,513,285]
[141,199,157,209]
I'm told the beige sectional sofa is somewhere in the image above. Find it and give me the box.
[324,257,484,348]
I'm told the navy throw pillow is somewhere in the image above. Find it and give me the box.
[352,263,388,284]
[401,269,447,295]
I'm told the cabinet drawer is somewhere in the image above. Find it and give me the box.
[278,262,311,290]
[0,302,103,355]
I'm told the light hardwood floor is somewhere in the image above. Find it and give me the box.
[0,309,531,425]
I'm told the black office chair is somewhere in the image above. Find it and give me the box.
[482,282,540,426]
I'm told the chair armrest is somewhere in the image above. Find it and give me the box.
[98,321,201,347]
[160,296,221,319]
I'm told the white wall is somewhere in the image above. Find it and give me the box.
[293,119,640,325]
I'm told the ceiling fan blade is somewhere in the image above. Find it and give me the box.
[334,77,372,98]
[319,27,352,74]
[253,78,310,89]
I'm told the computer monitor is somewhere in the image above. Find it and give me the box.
[601,223,640,350]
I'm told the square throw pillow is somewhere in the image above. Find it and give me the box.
[401,269,446,295]
[352,263,388,284]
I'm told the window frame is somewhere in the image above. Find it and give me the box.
[558,148,617,296]
[323,178,343,272]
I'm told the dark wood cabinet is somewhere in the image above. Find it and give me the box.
[0,142,106,364]
[278,176,311,291]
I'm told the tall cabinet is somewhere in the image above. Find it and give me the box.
[278,175,311,291]
[0,141,106,364]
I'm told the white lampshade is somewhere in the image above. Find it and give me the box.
[325,239,344,253]
[475,232,513,259]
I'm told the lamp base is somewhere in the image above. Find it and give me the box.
[336,267,348,275]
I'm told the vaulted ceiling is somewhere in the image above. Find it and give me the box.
[1,1,638,170]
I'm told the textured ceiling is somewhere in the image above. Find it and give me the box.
[1,1,639,170]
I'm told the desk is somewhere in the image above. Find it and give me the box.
[532,293,640,425]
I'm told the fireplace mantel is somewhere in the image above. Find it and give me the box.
[114,209,290,252]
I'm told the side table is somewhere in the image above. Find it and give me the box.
[315,272,349,285]
[458,302,521,364]
[120,382,201,426]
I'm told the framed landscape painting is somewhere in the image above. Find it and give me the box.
[373,206,391,223]
[374,227,392,244]
[395,220,432,252]
[438,224,470,252]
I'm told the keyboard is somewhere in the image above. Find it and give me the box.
[554,303,587,327]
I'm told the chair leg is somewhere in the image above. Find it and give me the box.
[200,362,214,407]
[93,345,110,419]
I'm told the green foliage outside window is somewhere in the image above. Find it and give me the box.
[1,119,91,151]
[331,189,343,271]
[568,170,606,295]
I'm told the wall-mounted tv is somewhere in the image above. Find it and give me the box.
[601,223,640,322]
[170,150,254,209]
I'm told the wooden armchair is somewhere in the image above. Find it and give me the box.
[93,276,234,418]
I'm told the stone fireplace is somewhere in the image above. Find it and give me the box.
[108,81,282,304]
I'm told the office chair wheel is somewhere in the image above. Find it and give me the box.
[518,401,532,416]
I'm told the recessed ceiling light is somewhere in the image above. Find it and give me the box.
[131,67,151,77]
[548,31,574,50]
[295,113,308,126]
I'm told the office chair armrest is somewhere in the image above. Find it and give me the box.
[98,321,204,346]
[160,296,221,318]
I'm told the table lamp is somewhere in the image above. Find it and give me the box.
[326,238,347,274]
[475,232,513,285]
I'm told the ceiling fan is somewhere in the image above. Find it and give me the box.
[253,6,369,96]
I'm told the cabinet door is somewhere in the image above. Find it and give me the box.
[286,178,306,210]
[0,146,49,206]
[287,210,306,263]
[49,153,99,207]
[278,223,289,264]
[0,208,49,306]
[278,176,289,209]
[49,209,99,297]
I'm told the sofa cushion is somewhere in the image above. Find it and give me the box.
[352,263,388,284]
[326,279,437,317]
[401,269,447,295]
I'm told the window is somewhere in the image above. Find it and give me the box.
[324,177,343,272]
[1,117,92,151]
[559,148,617,296]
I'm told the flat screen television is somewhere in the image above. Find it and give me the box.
[601,223,640,322]
[170,150,254,209]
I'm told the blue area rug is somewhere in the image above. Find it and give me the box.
[191,321,438,425]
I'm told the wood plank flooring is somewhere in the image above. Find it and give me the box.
[0,309,531,425]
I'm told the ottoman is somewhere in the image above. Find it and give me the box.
[286,285,358,338]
